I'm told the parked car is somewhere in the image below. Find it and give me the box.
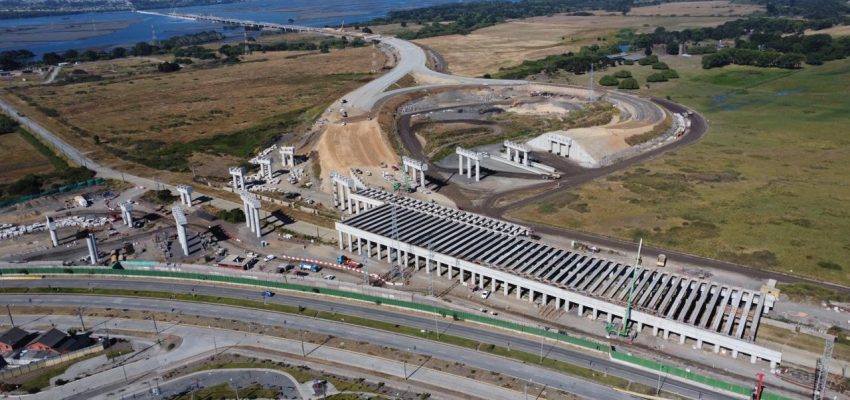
[324,275,336,280]
[480,290,491,299]
[295,271,309,277]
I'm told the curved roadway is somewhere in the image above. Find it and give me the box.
[2,14,843,295]
[0,277,741,400]
[367,40,850,295]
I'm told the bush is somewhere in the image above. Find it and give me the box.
[624,59,635,65]
[662,69,679,79]
[614,70,632,78]
[141,189,178,205]
[157,61,181,73]
[651,62,669,70]
[618,78,639,90]
[818,261,842,271]
[0,113,19,134]
[646,72,668,82]
[637,55,658,65]
[599,75,619,86]
[216,208,245,223]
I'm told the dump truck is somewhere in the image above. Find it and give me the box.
[336,255,362,268]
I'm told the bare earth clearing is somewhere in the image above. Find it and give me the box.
[316,119,398,189]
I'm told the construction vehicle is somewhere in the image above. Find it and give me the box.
[336,255,362,268]
[299,262,321,272]
[605,239,643,341]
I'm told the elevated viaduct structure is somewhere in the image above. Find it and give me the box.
[137,11,335,34]
[334,192,781,370]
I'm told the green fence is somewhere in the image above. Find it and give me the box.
[120,261,158,267]
[1,266,792,400]
[0,178,104,208]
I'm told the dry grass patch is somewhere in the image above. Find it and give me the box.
[0,132,55,183]
[627,1,763,17]
[5,47,382,177]
[416,14,740,77]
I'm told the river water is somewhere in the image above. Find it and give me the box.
[0,0,453,56]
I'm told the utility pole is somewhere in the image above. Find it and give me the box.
[403,360,407,379]
[6,305,13,327]
[300,330,305,357]
[539,335,544,362]
[588,62,595,102]
[78,306,86,331]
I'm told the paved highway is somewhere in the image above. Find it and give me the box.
[343,37,524,115]
[0,278,738,400]
[2,14,843,296]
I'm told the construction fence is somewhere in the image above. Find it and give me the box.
[0,266,791,400]
[0,343,104,381]
[0,178,104,208]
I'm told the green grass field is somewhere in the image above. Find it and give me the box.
[511,56,850,285]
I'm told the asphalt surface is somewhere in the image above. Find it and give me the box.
[343,37,524,116]
[130,369,302,400]
[0,277,739,400]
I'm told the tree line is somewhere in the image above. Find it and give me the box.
[631,17,850,69]
[218,36,368,58]
[369,0,634,40]
[492,44,620,79]
[38,31,226,66]
[0,50,35,71]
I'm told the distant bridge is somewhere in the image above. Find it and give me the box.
[137,10,373,37]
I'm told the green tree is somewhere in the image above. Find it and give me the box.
[637,55,658,65]
[0,114,19,134]
[646,72,668,82]
[662,69,679,79]
[42,52,63,65]
[618,78,639,90]
[614,70,632,78]
[157,62,181,73]
[110,47,127,59]
[599,75,619,86]
[216,208,246,223]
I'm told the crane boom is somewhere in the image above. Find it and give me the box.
[606,239,642,338]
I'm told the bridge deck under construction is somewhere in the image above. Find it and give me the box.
[336,202,781,367]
